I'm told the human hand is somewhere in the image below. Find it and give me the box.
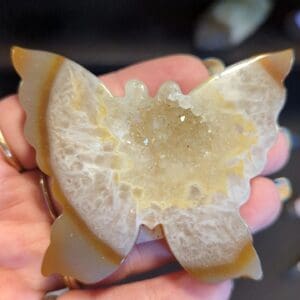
[0,54,291,300]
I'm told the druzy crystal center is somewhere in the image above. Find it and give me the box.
[127,100,211,168]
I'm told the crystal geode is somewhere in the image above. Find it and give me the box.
[12,47,293,284]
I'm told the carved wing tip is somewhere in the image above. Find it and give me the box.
[11,46,29,77]
[259,49,295,84]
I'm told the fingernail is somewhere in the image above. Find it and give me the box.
[203,58,225,75]
[293,197,300,218]
[287,196,300,218]
[284,258,300,280]
[274,177,292,202]
[280,127,300,151]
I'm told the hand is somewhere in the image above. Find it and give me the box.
[0,54,290,300]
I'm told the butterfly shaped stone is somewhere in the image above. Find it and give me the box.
[12,47,293,284]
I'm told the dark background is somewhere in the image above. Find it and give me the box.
[0,1,299,299]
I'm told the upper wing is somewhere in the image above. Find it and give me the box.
[12,47,139,284]
[190,50,293,186]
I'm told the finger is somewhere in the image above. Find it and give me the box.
[102,58,290,177]
[240,176,281,233]
[0,170,64,292]
[0,95,36,169]
[261,129,291,175]
[60,271,233,300]
[100,56,208,283]
[102,239,174,284]
[0,170,50,222]
[100,54,209,96]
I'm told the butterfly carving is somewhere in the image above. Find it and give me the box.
[12,47,293,284]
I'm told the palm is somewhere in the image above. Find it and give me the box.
[0,54,290,300]
[0,169,62,299]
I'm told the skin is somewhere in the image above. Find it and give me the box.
[0,54,290,300]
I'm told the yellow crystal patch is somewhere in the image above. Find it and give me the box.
[95,89,257,211]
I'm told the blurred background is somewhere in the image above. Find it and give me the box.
[0,0,299,299]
